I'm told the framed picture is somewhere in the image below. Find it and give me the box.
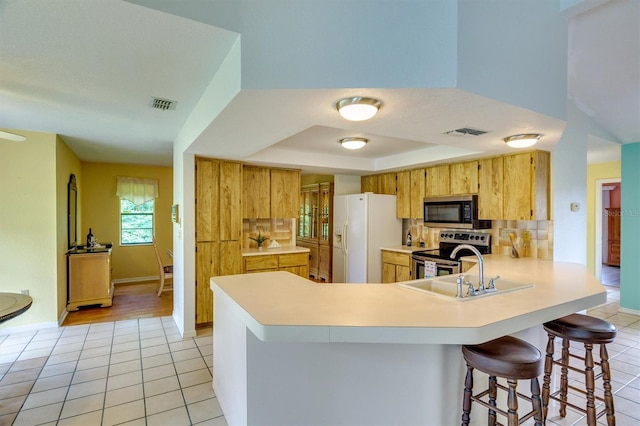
[171,204,180,223]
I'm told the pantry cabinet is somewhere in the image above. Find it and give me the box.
[67,248,113,311]
[381,250,411,283]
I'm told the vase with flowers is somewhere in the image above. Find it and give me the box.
[249,231,269,249]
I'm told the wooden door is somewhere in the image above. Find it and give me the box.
[478,157,504,220]
[271,169,301,218]
[195,158,219,242]
[450,161,478,195]
[425,165,450,197]
[219,161,242,241]
[242,166,271,218]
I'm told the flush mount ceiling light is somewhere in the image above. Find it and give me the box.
[504,133,542,148]
[339,137,368,150]
[0,130,26,142]
[336,97,382,121]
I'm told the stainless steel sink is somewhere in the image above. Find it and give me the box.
[398,276,534,301]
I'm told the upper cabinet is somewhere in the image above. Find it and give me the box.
[271,168,301,218]
[219,161,242,241]
[242,166,271,218]
[359,150,550,221]
[449,161,478,195]
[478,157,504,220]
[241,166,301,219]
[424,165,450,197]
[503,151,550,220]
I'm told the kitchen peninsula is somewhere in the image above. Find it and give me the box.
[210,256,606,425]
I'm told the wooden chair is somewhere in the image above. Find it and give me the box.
[153,238,173,296]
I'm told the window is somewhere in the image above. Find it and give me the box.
[120,198,154,245]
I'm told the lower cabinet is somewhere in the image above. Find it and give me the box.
[67,249,113,311]
[243,252,309,279]
[381,250,411,283]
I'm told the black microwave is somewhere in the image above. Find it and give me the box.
[423,194,492,229]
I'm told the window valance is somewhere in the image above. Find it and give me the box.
[116,176,159,206]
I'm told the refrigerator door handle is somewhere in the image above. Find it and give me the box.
[342,222,348,254]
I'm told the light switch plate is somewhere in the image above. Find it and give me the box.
[570,202,580,212]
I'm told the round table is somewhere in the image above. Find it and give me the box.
[0,292,33,323]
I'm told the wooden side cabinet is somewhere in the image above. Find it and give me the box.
[67,248,113,311]
[381,250,411,283]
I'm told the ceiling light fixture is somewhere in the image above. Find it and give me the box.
[339,137,368,150]
[0,130,26,142]
[336,97,381,121]
[504,133,542,148]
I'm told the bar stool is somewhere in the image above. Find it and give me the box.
[542,313,617,425]
[461,335,544,426]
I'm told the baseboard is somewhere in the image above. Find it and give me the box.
[112,276,158,285]
[619,306,640,316]
[58,309,68,326]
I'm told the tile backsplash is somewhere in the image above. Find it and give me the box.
[242,218,295,249]
[404,219,553,260]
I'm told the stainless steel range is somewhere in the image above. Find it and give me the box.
[411,231,491,279]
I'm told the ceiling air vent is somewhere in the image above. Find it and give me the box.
[443,127,488,136]
[150,97,177,111]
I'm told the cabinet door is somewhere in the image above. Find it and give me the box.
[220,161,242,241]
[195,158,219,242]
[318,244,331,282]
[396,265,411,282]
[382,263,397,284]
[450,161,478,195]
[410,169,425,219]
[307,243,319,277]
[478,157,504,220]
[318,183,333,245]
[271,169,301,218]
[196,242,218,325]
[378,173,397,195]
[244,255,278,272]
[361,175,378,193]
[425,165,450,197]
[68,253,111,301]
[242,166,271,218]
[279,253,309,278]
[395,170,411,218]
[503,153,533,220]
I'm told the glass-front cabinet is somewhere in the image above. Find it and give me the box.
[298,182,333,282]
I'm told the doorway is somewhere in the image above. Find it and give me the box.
[595,179,621,286]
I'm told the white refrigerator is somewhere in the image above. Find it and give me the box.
[333,193,402,283]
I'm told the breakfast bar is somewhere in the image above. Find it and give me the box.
[210,256,606,425]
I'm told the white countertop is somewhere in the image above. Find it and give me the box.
[241,245,310,257]
[210,255,607,345]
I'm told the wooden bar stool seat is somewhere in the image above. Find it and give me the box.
[542,313,617,425]
[461,335,544,426]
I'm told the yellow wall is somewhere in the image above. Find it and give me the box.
[81,162,173,281]
[586,161,621,273]
[56,137,82,319]
[0,130,59,329]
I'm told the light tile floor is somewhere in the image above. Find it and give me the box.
[0,287,638,425]
[0,317,226,425]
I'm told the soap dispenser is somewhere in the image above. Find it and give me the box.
[406,230,412,247]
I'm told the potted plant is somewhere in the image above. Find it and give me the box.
[249,231,269,249]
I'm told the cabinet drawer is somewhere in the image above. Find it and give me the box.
[279,253,309,268]
[244,255,278,271]
[382,251,410,267]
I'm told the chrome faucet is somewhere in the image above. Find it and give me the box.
[450,244,485,292]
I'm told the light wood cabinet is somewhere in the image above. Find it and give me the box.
[378,173,397,195]
[449,161,478,195]
[318,245,331,282]
[396,169,425,219]
[361,175,378,193]
[297,240,319,277]
[478,157,504,220]
[381,250,411,283]
[606,208,620,266]
[242,165,271,218]
[425,165,450,197]
[195,157,242,325]
[503,151,550,220]
[243,252,309,278]
[271,169,301,218]
[67,249,113,311]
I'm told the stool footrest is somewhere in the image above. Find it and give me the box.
[547,389,609,420]
[470,382,539,425]
[551,357,605,380]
